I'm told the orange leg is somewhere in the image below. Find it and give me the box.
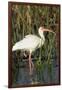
[29,53,34,75]
[31,61,34,71]
[29,53,32,75]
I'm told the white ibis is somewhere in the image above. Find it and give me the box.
[12,27,55,75]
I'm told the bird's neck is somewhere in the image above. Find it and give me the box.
[39,30,44,38]
[39,31,45,45]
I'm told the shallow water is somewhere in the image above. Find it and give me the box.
[12,59,59,86]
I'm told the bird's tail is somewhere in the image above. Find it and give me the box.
[12,44,18,51]
[12,41,24,51]
[12,43,20,51]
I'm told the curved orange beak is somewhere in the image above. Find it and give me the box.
[42,28,56,35]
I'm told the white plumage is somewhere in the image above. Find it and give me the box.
[12,35,44,53]
[12,27,55,75]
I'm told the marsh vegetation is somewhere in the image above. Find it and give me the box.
[12,4,60,86]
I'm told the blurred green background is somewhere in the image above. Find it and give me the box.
[12,4,60,86]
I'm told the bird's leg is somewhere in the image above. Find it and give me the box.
[29,52,32,75]
[31,61,34,70]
